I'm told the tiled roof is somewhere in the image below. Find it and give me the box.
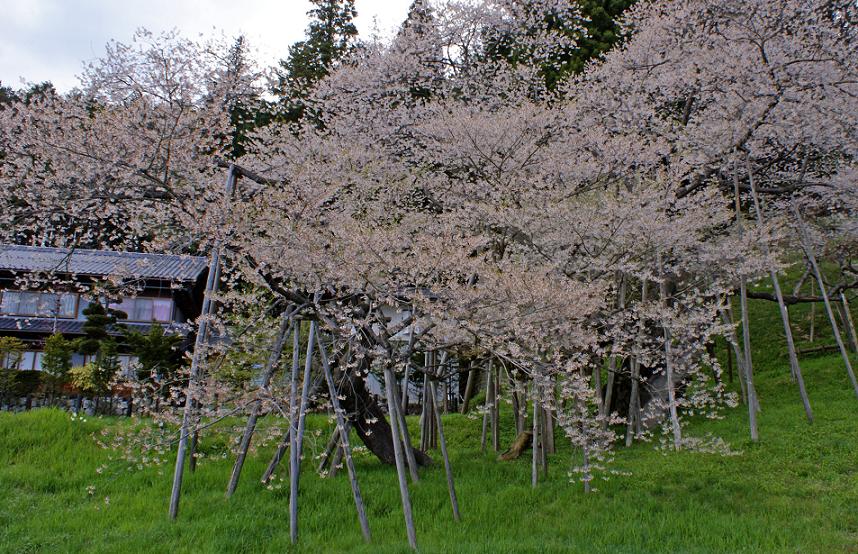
[0,316,190,336]
[0,245,207,282]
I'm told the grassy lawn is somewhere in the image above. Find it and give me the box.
[1,293,857,553]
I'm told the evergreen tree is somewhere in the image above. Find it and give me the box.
[0,337,24,407]
[274,0,359,125]
[124,325,183,384]
[41,333,73,401]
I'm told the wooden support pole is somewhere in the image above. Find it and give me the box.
[383,366,418,550]
[315,326,371,542]
[719,305,748,404]
[792,201,858,399]
[733,163,760,440]
[481,358,493,453]
[290,320,316,544]
[839,293,858,354]
[227,313,293,497]
[602,273,626,428]
[531,381,540,488]
[401,327,416,413]
[262,322,303,485]
[428,379,461,522]
[658,253,682,450]
[169,164,235,520]
[460,361,477,414]
[390,376,420,483]
[492,360,500,452]
[746,158,813,422]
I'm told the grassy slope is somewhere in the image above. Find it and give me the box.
[1,293,857,554]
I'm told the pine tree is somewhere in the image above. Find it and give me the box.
[41,333,73,401]
[274,0,359,125]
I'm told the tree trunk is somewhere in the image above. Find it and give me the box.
[338,362,432,467]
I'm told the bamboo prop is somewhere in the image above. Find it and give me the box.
[227,312,294,497]
[506,364,524,435]
[809,279,816,342]
[290,320,317,544]
[383,366,418,550]
[626,280,649,446]
[428,379,461,522]
[169,163,235,520]
[318,422,343,474]
[624,355,640,447]
[745,158,813,422]
[188,419,199,473]
[492,360,501,452]
[261,323,303,485]
[733,163,760,440]
[719,305,749,404]
[531,381,540,488]
[658,253,682,450]
[328,441,345,478]
[602,273,627,428]
[389,374,420,483]
[792,201,858,399]
[539,402,548,474]
[315,326,372,542]
[839,293,858,354]
[460,360,477,414]
[401,324,416,413]
[480,358,493,453]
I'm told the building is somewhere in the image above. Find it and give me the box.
[0,244,208,376]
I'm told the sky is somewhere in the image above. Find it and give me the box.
[0,0,412,92]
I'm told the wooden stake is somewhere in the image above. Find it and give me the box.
[839,293,858,354]
[657,253,682,450]
[428,379,461,522]
[169,165,235,520]
[261,322,303,485]
[531,381,539,488]
[481,359,493,453]
[390,376,420,483]
[492,360,500,452]
[746,157,813,422]
[460,361,477,414]
[602,273,626,428]
[315,326,371,542]
[227,313,293,497]
[290,320,316,544]
[383,366,418,550]
[733,163,760,440]
[792,200,858,399]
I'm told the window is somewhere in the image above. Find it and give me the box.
[1,350,41,371]
[110,297,173,323]
[0,290,77,318]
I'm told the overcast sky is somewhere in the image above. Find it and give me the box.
[1,0,412,92]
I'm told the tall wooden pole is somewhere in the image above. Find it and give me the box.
[428,379,461,521]
[658,253,682,450]
[227,312,293,497]
[291,320,317,544]
[315,326,371,542]
[839,293,858,354]
[733,163,759,440]
[602,273,626,428]
[792,201,858,398]
[746,157,813,422]
[481,358,493,453]
[383,366,418,550]
[169,163,235,520]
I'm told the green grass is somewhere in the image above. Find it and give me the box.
[2,290,858,553]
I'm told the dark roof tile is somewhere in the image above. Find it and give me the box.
[0,245,207,282]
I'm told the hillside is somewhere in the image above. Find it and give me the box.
[1,294,857,553]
